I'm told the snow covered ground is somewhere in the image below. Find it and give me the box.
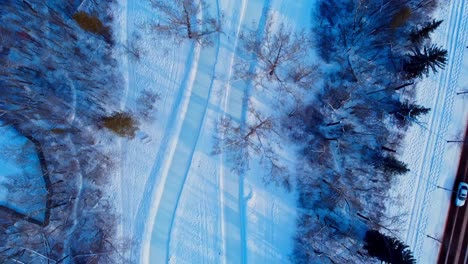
[111,0,467,263]
[385,0,468,262]
[113,0,310,263]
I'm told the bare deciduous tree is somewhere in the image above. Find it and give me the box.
[239,17,318,88]
[213,106,291,189]
[150,0,221,46]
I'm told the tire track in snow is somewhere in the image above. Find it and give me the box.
[118,0,193,261]
[218,0,248,262]
[135,41,199,263]
[216,0,273,261]
[164,1,223,261]
[149,48,217,262]
[61,136,84,261]
[140,5,225,263]
[405,0,467,259]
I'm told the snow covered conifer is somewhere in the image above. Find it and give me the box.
[409,19,443,43]
[364,230,416,264]
[390,102,430,123]
[403,45,448,78]
[382,156,410,175]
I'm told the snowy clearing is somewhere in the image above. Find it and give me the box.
[115,0,308,262]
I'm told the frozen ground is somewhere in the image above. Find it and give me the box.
[111,0,468,263]
[0,122,46,222]
[385,0,468,262]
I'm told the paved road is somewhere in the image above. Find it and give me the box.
[438,128,468,264]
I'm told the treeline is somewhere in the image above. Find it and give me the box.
[291,0,446,263]
[0,0,132,263]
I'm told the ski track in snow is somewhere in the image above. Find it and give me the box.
[140,3,225,263]
[164,1,223,261]
[404,0,467,260]
[218,0,249,263]
[137,42,199,262]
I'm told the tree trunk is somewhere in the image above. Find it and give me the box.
[393,81,414,90]
[326,121,341,126]
[183,4,192,39]
[269,43,283,76]
[381,146,396,152]
[244,119,269,140]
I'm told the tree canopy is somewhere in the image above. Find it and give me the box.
[404,45,448,78]
[364,230,416,264]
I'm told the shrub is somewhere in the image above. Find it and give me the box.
[101,112,138,138]
[73,12,112,43]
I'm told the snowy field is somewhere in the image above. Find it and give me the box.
[385,0,468,262]
[110,0,468,263]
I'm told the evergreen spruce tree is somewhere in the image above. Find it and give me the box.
[409,19,443,43]
[390,102,430,122]
[403,44,447,79]
[364,230,416,264]
[382,155,410,175]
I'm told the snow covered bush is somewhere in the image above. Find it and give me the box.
[136,89,161,122]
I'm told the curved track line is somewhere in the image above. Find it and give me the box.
[135,41,199,263]
[405,0,466,259]
[117,1,200,262]
[164,2,223,261]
